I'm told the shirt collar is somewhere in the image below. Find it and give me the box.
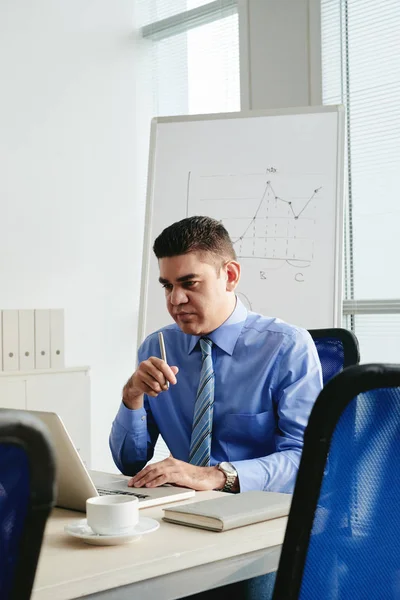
[187,297,248,356]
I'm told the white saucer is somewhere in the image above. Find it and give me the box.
[64,516,160,546]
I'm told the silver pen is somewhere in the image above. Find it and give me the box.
[158,331,169,389]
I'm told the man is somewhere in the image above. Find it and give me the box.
[110,215,322,495]
[110,215,322,599]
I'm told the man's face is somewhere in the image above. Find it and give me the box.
[158,251,239,335]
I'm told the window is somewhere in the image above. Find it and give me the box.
[321,0,400,362]
[135,0,240,118]
[135,0,240,461]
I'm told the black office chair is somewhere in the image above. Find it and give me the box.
[0,409,56,600]
[308,328,360,385]
[273,364,400,600]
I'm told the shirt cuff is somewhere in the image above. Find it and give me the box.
[115,401,147,431]
[232,459,268,492]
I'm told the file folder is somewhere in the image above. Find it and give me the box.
[35,309,50,369]
[50,309,65,368]
[0,311,2,371]
[18,309,35,370]
[2,310,19,371]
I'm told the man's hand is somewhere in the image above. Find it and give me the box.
[128,456,226,492]
[123,358,179,410]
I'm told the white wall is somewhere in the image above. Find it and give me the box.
[240,0,322,110]
[0,0,141,471]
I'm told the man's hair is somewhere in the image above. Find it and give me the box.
[153,216,237,262]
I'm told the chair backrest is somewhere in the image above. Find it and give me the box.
[308,328,360,385]
[0,409,56,600]
[273,364,400,600]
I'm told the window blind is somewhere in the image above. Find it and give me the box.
[321,0,400,362]
[136,0,223,28]
[136,1,239,118]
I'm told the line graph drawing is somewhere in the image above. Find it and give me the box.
[186,169,322,267]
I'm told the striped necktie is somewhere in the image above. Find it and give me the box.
[188,337,215,467]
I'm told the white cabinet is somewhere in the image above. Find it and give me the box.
[0,367,91,467]
[0,379,26,409]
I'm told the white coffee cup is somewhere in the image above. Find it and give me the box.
[86,495,139,536]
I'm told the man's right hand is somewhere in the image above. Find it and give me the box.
[122,357,179,410]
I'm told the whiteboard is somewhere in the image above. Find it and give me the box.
[138,106,345,343]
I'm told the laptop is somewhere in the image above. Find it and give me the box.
[28,410,195,512]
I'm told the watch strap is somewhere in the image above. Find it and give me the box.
[218,463,237,492]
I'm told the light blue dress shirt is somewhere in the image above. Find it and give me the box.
[109,298,323,493]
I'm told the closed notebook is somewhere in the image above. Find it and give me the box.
[162,490,292,532]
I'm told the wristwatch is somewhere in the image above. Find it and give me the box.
[217,462,238,493]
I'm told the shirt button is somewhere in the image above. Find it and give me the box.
[141,416,146,421]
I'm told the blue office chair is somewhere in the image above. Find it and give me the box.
[308,328,360,385]
[272,363,400,600]
[0,409,56,600]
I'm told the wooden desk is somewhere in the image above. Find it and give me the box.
[32,491,287,600]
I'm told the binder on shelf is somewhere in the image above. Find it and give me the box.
[2,310,19,371]
[18,309,35,371]
[50,309,65,369]
[0,312,2,371]
[34,309,50,369]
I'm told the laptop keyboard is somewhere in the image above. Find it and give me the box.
[97,488,150,500]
